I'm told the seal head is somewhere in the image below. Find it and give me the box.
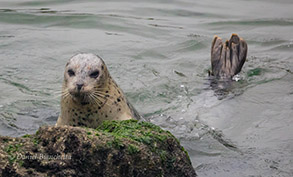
[64,53,108,105]
[56,53,140,128]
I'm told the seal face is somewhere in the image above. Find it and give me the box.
[56,53,140,128]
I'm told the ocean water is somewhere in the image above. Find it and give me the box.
[0,0,293,176]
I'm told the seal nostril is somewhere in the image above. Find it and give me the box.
[76,83,84,91]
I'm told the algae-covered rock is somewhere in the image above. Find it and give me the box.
[0,120,196,177]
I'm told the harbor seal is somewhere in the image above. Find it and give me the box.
[209,34,248,78]
[208,34,248,99]
[56,53,140,128]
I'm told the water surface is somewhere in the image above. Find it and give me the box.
[1,0,293,176]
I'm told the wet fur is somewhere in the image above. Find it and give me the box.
[210,34,248,78]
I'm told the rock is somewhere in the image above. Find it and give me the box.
[0,120,196,177]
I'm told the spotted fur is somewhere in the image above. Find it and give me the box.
[56,53,140,128]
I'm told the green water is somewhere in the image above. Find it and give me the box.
[1,0,293,176]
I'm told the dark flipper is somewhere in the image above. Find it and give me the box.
[210,34,247,78]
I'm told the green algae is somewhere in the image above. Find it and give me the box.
[22,134,31,138]
[127,144,140,154]
[4,143,24,165]
[87,131,92,135]
[2,138,10,143]
[32,137,39,146]
[247,68,263,77]
[96,120,188,165]
[96,120,169,146]
[5,144,22,153]
[107,137,125,149]
[181,146,191,163]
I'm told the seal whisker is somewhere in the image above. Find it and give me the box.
[52,90,63,97]
[58,90,67,96]
[92,92,118,105]
[61,89,70,98]
[61,92,69,99]
[62,93,70,102]
[92,93,116,108]
[61,89,72,102]
[90,92,105,105]
[53,93,62,99]
[91,93,112,107]
[61,92,69,98]
[53,90,63,94]
[88,95,96,105]
[92,91,118,100]
[89,93,102,106]
[92,90,115,96]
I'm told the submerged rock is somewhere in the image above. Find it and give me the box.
[0,120,196,177]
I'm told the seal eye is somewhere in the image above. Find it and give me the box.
[68,69,75,77]
[90,70,99,78]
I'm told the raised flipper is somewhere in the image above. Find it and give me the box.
[210,34,247,78]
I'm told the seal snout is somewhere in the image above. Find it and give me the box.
[71,91,90,105]
[75,79,85,92]
[70,81,91,105]
[76,83,84,91]
[72,82,87,97]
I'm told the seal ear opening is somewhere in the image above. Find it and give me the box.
[210,34,247,78]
